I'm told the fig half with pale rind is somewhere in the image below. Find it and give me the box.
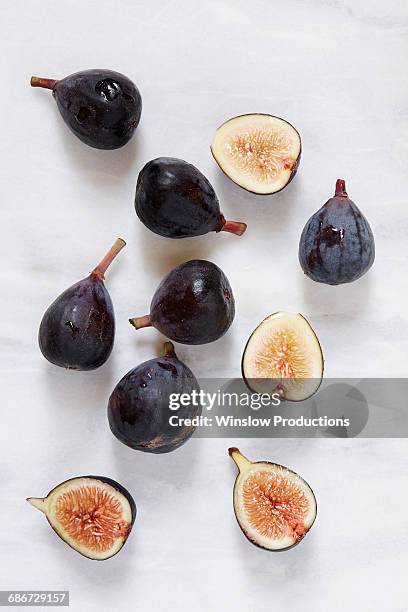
[242,311,323,401]
[229,448,317,551]
[27,476,136,560]
[211,114,301,195]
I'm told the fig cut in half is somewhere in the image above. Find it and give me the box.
[27,476,136,560]
[211,114,301,195]
[229,448,317,551]
[242,311,323,401]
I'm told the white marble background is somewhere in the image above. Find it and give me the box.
[1,1,408,610]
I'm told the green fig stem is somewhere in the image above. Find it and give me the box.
[26,497,46,513]
[30,76,59,90]
[335,179,348,198]
[221,219,247,236]
[129,315,152,330]
[228,447,252,473]
[163,341,176,357]
[91,238,126,280]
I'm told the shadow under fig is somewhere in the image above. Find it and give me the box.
[137,224,221,278]
[42,352,115,416]
[300,270,373,316]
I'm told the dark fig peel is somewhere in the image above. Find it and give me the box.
[108,342,201,453]
[129,259,235,344]
[135,157,246,238]
[31,70,142,149]
[39,238,125,370]
[299,179,375,285]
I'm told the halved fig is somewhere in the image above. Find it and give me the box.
[229,448,317,551]
[242,311,323,401]
[27,476,136,560]
[211,114,301,195]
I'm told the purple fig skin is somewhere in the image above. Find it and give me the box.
[130,260,235,345]
[38,238,125,370]
[108,342,201,453]
[299,179,375,285]
[31,70,142,150]
[39,275,115,370]
[135,157,246,238]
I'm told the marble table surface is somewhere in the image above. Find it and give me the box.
[1,0,408,610]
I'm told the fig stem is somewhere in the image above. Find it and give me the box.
[163,341,176,357]
[91,238,126,280]
[228,447,252,472]
[129,315,152,330]
[335,179,348,198]
[30,76,59,90]
[221,220,247,236]
[26,497,46,513]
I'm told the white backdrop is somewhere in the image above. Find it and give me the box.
[1,1,408,610]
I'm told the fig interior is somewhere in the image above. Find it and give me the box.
[27,476,136,560]
[242,311,324,401]
[211,113,301,195]
[229,448,317,551]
